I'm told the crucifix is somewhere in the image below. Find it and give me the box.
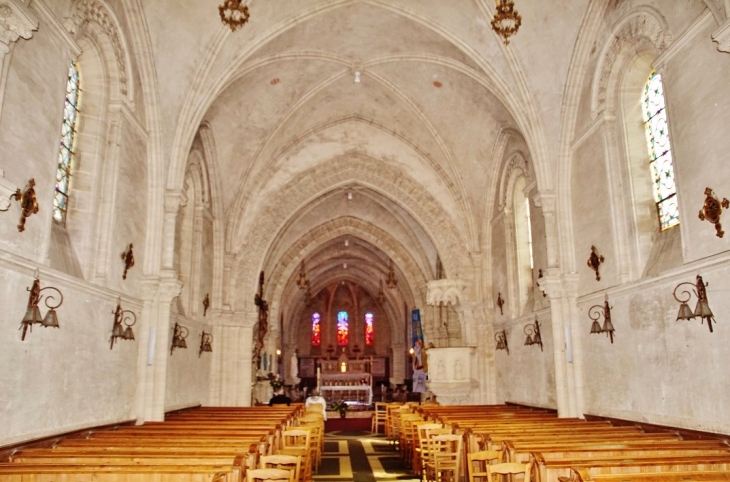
[253,271,268,369]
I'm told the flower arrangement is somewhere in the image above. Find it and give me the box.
[331,400,350,417]
[267,372,283,391]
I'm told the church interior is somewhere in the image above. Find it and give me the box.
[2,0,730,462]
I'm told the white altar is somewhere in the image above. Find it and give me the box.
[317,357,373,406]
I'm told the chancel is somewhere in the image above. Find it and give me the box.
[2,0,730,463]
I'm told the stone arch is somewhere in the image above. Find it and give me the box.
[591,5,673,118]
[230,153,471,313]
[65,0,135,107]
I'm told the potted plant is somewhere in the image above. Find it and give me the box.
[331,400,349,418]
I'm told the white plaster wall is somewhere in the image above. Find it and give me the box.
[0,262,140,446]
[493,313,556,409]
[165,315,213,410]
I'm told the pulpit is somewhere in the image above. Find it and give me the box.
[317,356,373,406]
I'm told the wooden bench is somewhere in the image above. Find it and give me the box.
[0,463,238,482]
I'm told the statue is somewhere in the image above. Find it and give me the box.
[411,339,428,393]
[253,271,268,369]
[291,349,300,387]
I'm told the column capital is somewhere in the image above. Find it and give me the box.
[0,0,38,48]
[532,190,556,211]
[164,189,187,213]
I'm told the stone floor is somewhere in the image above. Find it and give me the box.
[314,431,419,482]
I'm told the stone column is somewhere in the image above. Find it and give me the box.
[222,252,235,312]
[161,190,186,270]
[134,277,159,424]
[189,204,205,316]
[148,277,183,421]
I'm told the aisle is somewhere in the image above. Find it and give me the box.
[314,430,419,482]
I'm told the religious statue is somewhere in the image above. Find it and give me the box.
[253,271,268,369]
[291,349,300,387]
[411,339,428,393]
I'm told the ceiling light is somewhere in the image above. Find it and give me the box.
[491,0,522,45]
[218,0,250,31]
[347,192,353,200]
[354,71,361,83]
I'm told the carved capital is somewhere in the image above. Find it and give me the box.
[158,273,183,302]
[164,190,186,214]
[140,277,161,302]
[537,268,564,299]
[713,19,730,53]
[0,0,38,47]
[426,279,470,306]
[533,190,556,212]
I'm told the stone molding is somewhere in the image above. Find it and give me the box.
[426,279,470,306]
[591,7,672,118]
[64,0,132,102]
[712,18,730,53]
[0,0,37,48]
[0,169,16,211]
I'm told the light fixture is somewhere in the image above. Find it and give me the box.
[495,330,509,354]
[523,318,543,351]
[347,191,353,201]
[587,246,605,281]
[386,261,397,289]
[491,0,522,45]
[376,279,386,304]
[673,275,716,332]
[19,269,63,341]
[275,348,281,356]
[588,294,615,343]
[343,263,348,269]
[496,292,505,315]
[698,187,729,238]
[218,0,250,31]
[199,331,213,357]
[344,239,349,247]
[354,71,361,83]
[170,322,189,355]
[121,243,134,280]
[11,178,38,232]
[297,260,308,289]
[203,293,210,316]
[110,297,137,350]
[340,361,347,373]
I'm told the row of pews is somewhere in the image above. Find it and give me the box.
[411,404,730,482]
[0,405,304,482]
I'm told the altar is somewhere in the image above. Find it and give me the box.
[317,357,373,406]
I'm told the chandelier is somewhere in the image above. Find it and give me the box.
[219,0,250,31]
[491,0,522,45]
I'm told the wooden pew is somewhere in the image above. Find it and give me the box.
[0,463,238,482]
[561,467,730,481]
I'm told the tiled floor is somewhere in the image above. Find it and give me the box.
[315,431,419,482]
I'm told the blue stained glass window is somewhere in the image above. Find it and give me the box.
[337,311,349,346]
[364,312,374,346]
[53,60,81,223]
[642,71,679,230]
[311,313,321,346]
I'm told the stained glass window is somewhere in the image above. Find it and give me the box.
[53,60,81,224]
[642,71,679,230]
[364,312,374,346]
[311,313,321,347]
[337,311,349,346]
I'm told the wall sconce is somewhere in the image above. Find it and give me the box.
[536,269,547,297]
[110,297,136,349]
[199,331,213,357]
[386,261,397,289]
[523,318,543,351]
[16,179,39,232]
[121,243,135,280]
[297,260,308,289]
[170,322,189,354]
[698,187,729,238]
[495,330,509,354]
[674,275,716,332]
[588,294,615,343]
[20,269,63,341]
[587,246,605,281]
[496,292,505,315]
[202,293,210,316]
